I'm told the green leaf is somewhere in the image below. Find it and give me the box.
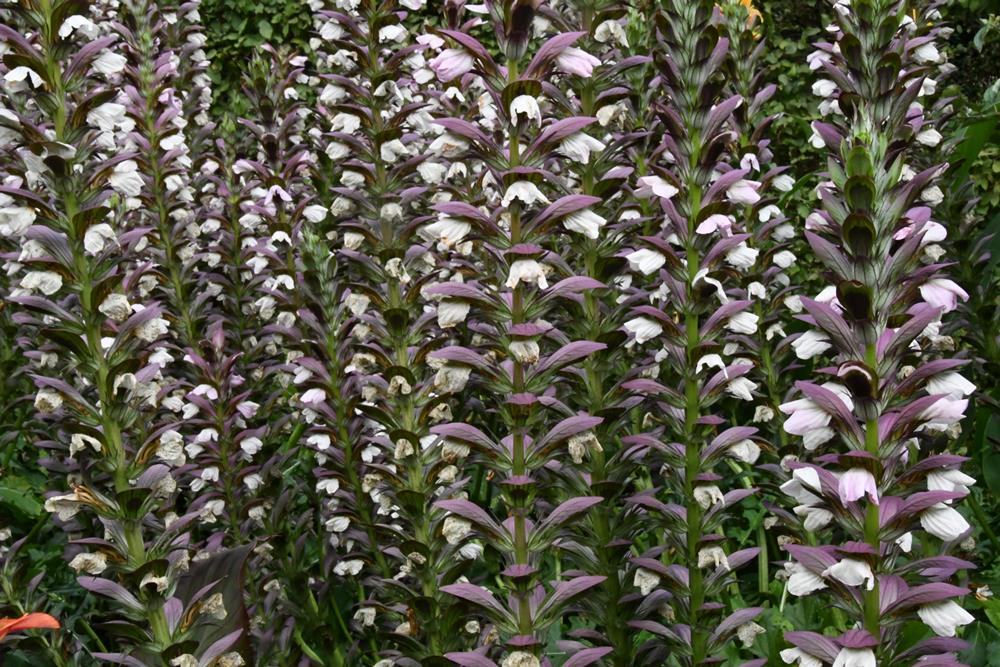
[960,621,1000,667]
[0,476,43,517]
[258,19,272,39]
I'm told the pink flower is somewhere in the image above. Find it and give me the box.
[919,278,969,313]
[555,47,601,77]
[429,48,474,82]
[695,214,733,236]
[634,176,679,200]
[838,468,878,505]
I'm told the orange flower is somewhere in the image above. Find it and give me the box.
[0,613,60,643]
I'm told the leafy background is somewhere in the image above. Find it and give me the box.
[3,0,1000,662]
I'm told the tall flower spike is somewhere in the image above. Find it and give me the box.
[308,0,477,659]
[778,1,976,664]
[427,12,612,667]
[535,3,659,667]
[621,1,767,665]
[0,0,252,662]
[717,0,800,597]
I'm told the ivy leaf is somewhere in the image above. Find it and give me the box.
[258,19,273,39]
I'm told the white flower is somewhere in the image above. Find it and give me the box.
[438,300,470,328]
[334,559,365,576]
[135,316,169,343]
[59,15,99,39]
[506,259,548,289]
[626,248,666,275]
[594,19,628,46]
[773,174,795,191]
[792,330,832,360]
[510,339,540,364]
[726,242,759,270]
[781,648,822,667]
[784,562,827,596]
[823,558,874,590]
[419,217,470,246]
[5,66,44,88]
[435,365,471,394]
[564,209,606,239]
[737,622,765,648]
[21,271,63,295]
[624,317,662,344]
[773,250,797,268]
[726,312,759,335]
[832,648,875,667]
[0,206,36,236]
[918,600,975,637]
[86,103,128,132]
[726,377,758,401]
[921,503,971,541]
[914,42,940,64]
[694,485,724,509]
[728,439,760,464]
[633,567,660,595]
[558,133,605,164]
[502,652,540,667]
[110,160,144,197]
[501,181,549,208]
[84,223,117,253]
[354,608,376,626]
[697,546,729,570]
[917,128,942,147]
[812,79,838,97]
[93,51,128,76]
[509,95,541,125]
[442,516,471,544]
[927,468,976,494]
[69,551,107,574]
[927,373,975,399]
[634,176,679,200]
[379,24,407,42]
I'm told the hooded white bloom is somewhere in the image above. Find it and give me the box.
[435,365,471,393]
[558,133,606,164]
[728,439,760,464]
[93,51,128,76]
[633,568,660,595]
[502,652,540,667]
[626,248,666,275]
[564,209,607,239]
[927,468,976,494]
[87,103,128,132]
[429,133,469,157]
[69,551,107,574]
[832,648,875,667]
[914,42,940,64]
[727,179,762,205]
[21,271,63,295]
[784,562,827,596]
[509,95,541,125]
[634,176,679,200]
[84,223,117,253]
[927,372,975,400]
[59,15,99,39]
[5,66,45,88]
[442,516,471,544]
[697,546,729,570]
[595,19,629,46]
[921,503,971,541]
[694,485,725,509]
[99,294,132,323]
[510,339,540,364]
[726,312,759,335]
[501,181,549,208]
[823,558,874,590]
[726,242,759,270]
[110,160,144,197]
[773,250,797,268]
[917,600,975,637]
[781,649,822,667]
[726,376,758,401]
[437,300,470,328]
[506,259,548,289]
[0,206,36,236]
[812,79,838,97]
[795,504,834,531]
[792,330,832,360]
[917,128,942,147]
[419,217,470,246]
[624,317,662,344]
